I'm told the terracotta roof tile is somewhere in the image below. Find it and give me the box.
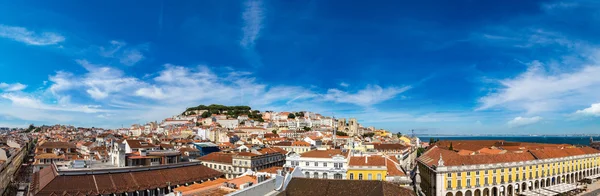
[198,152,233,164]
[348,156,386,167]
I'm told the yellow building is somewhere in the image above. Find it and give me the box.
[347,155,388,181]
[417,141,600,196]
[374,130,390,137]
[399,136,412,145]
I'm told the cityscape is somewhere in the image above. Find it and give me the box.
[1,0,600,196]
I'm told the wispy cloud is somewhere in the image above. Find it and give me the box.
[477,61,600,113]
[339,82,349,87]
[0,93,104,113]
[97,40,146,66]
[0,24,64,46]
[0,82,27,92]
[240,0,264,48]
[323,85,411,107]
[507,116,542,128]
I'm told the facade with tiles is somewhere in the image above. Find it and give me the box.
[417,145,600,196]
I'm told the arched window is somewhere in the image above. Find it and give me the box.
[305,172,310,178]
[377,173,382,180]
[359,173,363,180]
[368,173,372,180]
[314,172,319,179]
[350,173,354,180]
[323,173,328,179]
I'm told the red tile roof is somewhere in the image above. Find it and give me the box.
[348,156,386,167]
[31,163,222,195]
[198,152,234,164]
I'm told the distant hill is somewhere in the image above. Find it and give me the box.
[184,104,263,121]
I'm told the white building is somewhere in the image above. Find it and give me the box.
[285,149,349,179]
[217,119,239,129]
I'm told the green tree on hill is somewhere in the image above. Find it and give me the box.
[449,142,453,151]
[288,113,296,119]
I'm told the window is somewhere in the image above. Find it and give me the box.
[485,177,488,185]
[306,162,309,166]
[324,162,327,167]
[467,179,471,187]
[457,179,462,188]
[457,173,462,177]
[315,162,318,167]
[447,173,452,178]
[476,177,480,186]
[467,172,471,176]
[305,172,310,178]
[359,173,363,180]
[350,173,354,180]
[447,179,452,188]
[323,173,328,179]
[314,172,319,179]
[476,171,480,175]
[377,173,382,180]
[485,170,489,175]
[368,174,372,180]
[334,173,343,179]
[219,165,222,170]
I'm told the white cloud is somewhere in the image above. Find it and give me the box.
[323,85,411,107]
[120,49,145,66]
[0,24,64,45]
[54,59,143,100]
[507,116,542,127]
[97,40,146,66]
[0,82,27,91]
[339,82,349,87]
[575,103,600,117]
[0,93,104,113]
[240,0,264,48]
[477,60,600,114]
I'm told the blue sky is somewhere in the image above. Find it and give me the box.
[1,0,600,134]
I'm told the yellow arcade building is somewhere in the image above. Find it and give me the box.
[417,140,600,196]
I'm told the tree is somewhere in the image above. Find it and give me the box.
[449,142,453,151]
[397,132,402,137]
[272,130,277,134]
[362,132,375,138]
[416,147,426,157]
[201,111,211,118]
[429,138,434,144]
[288,113,296,119]
[335,131,348,136]
[303,126,311,132]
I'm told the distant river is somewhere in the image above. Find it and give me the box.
[417,136,600,146]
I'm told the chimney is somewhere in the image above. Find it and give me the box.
[365,155,368,164]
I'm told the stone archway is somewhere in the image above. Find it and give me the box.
[500,185,506,196]
[566,174,570,184]
[529,181,533,191]
[522,182,527,192]
[507,184,513,196]
[535,180,539,189]
[552,177,556,185]
[492,187,498,196]
[475,189,482,196]
[446,192,453,196]
[456,191,464,196]
[465,190,472,196]
[483,188,490,196]
[540,179,545,188]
